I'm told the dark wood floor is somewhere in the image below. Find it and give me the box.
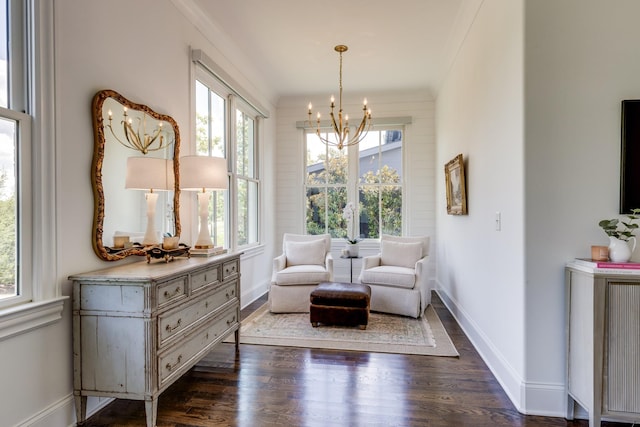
[81,293,632,427]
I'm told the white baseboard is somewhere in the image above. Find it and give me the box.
[435,288,566,417]
[14,394,75,427]
[241,279,269,309]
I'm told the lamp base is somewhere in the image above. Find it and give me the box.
[142,192,160,246]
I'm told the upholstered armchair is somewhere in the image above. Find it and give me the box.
[358,234,430,318]
[269,233,334,313]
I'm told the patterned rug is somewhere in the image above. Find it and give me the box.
[230,303,459,357]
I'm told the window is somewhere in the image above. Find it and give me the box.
[305,127,403,239]
[235,107,258,246]
[195,77,228,248]
[0,0,33,308]
[194,64,261,250]
[305,131,347,237]
[358,129,403,237]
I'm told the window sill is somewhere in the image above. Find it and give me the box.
[238,243,265,259]
[0,296,67,342]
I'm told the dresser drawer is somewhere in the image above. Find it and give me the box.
[157,280,238,347]
[191,266,220,294]
[158,304,239,387]
[222,259,239,279]
[156,276,188,308]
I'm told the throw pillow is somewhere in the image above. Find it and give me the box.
[285,239,326,266]
[381,240,422,268]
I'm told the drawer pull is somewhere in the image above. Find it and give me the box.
[226,315,236,326]
[165,318,182,333]
[166,355,182,372]
[163,286,181,299]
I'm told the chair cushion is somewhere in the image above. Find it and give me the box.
[285,239,325,266]
[360,265,416,289]
[381,240,422,268]
[275,265,330,285]
[382,234,430,257]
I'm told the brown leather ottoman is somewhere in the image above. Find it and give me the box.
[310,282,371,330]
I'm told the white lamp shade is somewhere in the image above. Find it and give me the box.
[180,155,228,191]
[125,157,174,191]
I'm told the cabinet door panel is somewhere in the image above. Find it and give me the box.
[606,282,640,414]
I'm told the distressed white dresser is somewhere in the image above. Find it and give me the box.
[70,253,241,427]
[565,260,640,426]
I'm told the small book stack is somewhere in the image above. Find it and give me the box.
[190,246,227,257]
[572,257,640,271]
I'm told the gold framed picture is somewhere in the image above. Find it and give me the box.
[445,154,467,215]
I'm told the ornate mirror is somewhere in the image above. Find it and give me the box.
[91,89,181,261]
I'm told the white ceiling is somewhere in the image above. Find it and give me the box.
[191,0,479,99]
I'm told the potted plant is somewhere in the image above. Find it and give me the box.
[342,202,361,256]
[598,208,640,262]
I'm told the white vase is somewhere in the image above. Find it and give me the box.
[608,236,636,263]
[347,243,359,257]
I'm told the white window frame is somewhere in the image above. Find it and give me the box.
[232,97,260,249]
[0,0,65,340]
[194,68,230,249]
[303,124,406,240]
[192,55,265,252]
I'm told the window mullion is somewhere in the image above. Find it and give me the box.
[228,94,237,249]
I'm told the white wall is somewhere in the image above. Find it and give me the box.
[524,0,640,415]
[438,0,640,417]
[0,1,276,425]
[435,0,527,412]
[276,91,436,281]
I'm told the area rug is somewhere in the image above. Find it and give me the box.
[228,303,458,357]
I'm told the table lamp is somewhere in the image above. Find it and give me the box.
[125,157,174,246]
[180,155,228,250]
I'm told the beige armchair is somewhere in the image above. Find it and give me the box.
[358,234,430,318]
[269,233,333,313]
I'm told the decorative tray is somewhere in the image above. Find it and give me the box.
[105,243,144,254]
[145,244,191,263]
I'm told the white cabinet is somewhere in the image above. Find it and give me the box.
[71,253,241,427]
[565,262,640,426]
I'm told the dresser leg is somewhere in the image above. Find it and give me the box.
[234,329,240,352]
[145,398,158,427]
[74,394,87,425]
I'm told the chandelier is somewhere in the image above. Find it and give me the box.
[307,45,372,150]
[106,107,172,155]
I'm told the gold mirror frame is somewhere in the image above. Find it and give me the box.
[91,89,181,261]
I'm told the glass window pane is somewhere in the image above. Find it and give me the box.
[327,147,347,184]
[359,187,379,239]
[210,189,226,248]
[306,187,325,235]
[327,187,347,238]
[236,110,255,179]
[237,178,247,246]
[195,80,225,157]
[0,117,16,298]
[359,130,381,183]
[380,130,402,183]
[247,180,258,244]
[381,185,402,235]
[306,133,326,185]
